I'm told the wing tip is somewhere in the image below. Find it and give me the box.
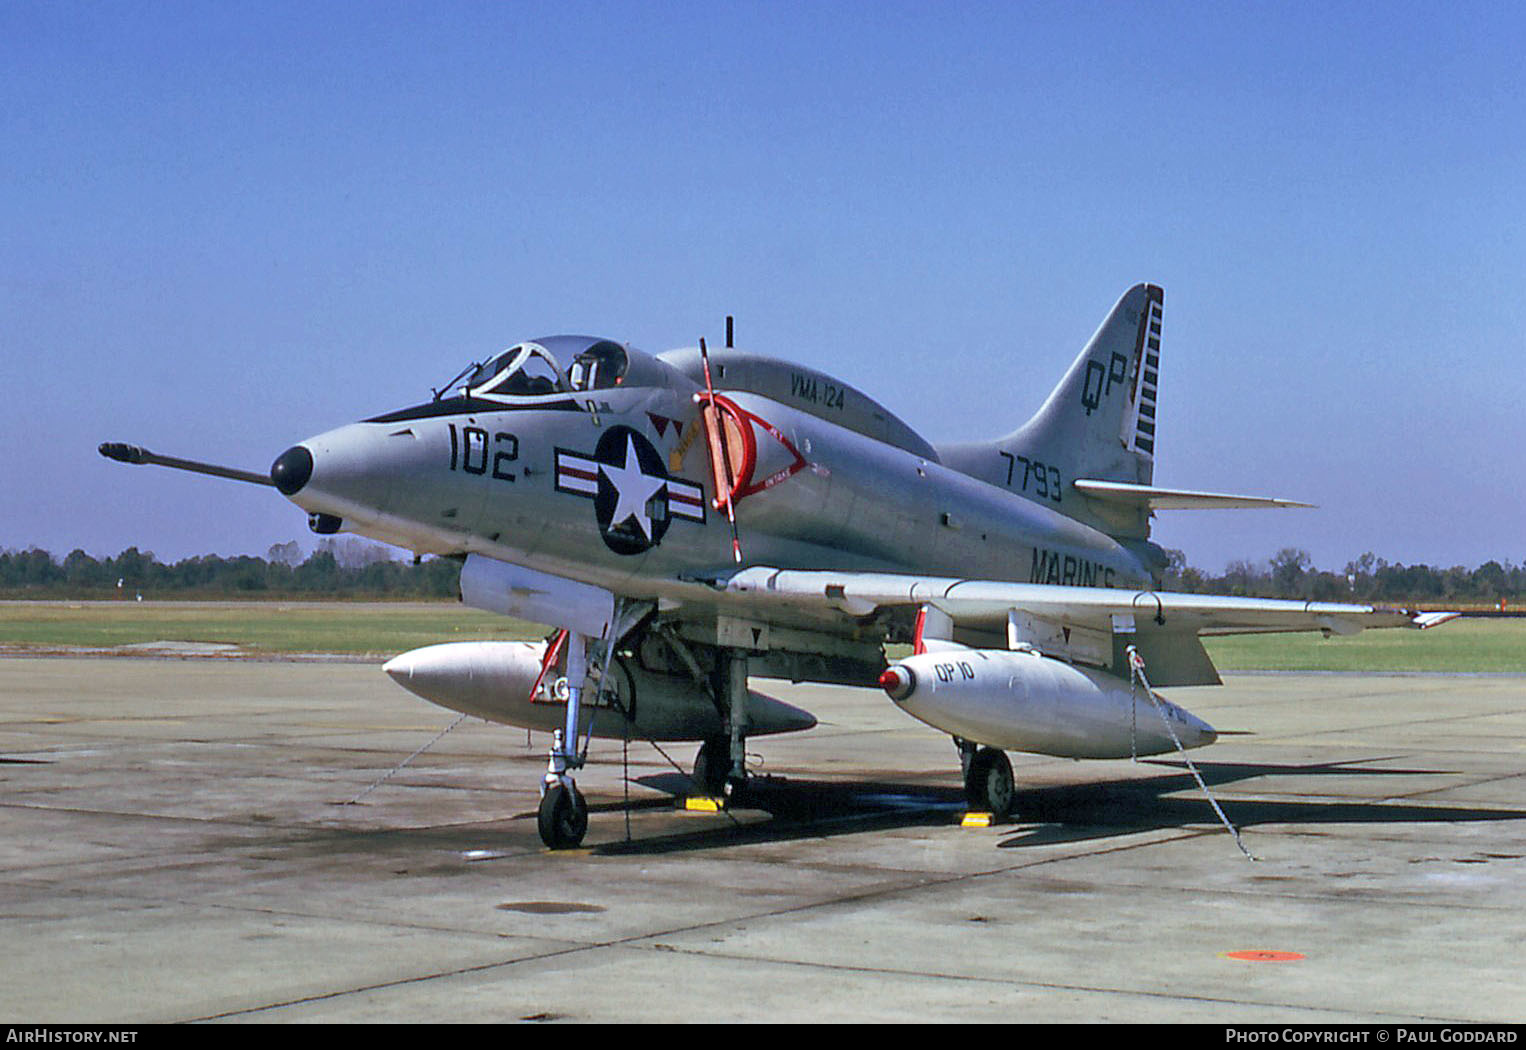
[1411,611,1462,630]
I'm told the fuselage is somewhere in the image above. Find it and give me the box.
[273,344,1152,625]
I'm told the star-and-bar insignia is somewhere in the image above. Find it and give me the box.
[555,426,706,555]
[664,477,705,522]
[554,452,600,496]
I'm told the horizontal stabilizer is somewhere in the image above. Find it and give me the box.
[1072,479,1314,511]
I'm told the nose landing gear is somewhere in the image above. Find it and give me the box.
[538,776,589,849]
[539,631,594,850]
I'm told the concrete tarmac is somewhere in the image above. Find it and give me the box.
[1,656,1522,1024]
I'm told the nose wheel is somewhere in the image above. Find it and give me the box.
[538,779,589,849]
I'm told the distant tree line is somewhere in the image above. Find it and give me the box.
[2,542,1521,606]
[1158,547,1524,607]
[0,539,459,599]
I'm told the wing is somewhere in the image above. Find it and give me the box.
[720,567,1458,687]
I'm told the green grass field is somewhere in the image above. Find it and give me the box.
[1202,616,1524,672]
[0,601,543,656]
[0,601,1520,671]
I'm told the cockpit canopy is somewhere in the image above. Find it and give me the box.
[463,336,632,398]
[368,335,692,426]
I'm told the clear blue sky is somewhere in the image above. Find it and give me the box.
[4,1,1521,573]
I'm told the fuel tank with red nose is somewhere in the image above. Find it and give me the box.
[878,647,1216,759]
[383,639,816,742]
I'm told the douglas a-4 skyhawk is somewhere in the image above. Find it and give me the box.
[102,284,1455,848]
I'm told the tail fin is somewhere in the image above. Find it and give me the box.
[937,283,1164,540]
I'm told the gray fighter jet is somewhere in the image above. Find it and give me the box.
[102,284,1454,847]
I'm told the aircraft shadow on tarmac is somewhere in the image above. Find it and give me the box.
[599,759,1526,856]
[992,757,1526,849]
[598,772,969,855]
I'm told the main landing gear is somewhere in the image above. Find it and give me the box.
[687,650,752,800]
[692,736,733,797]
[957,739,1014,819]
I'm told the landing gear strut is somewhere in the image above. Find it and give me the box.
[540,632,594,850]
[534,599,648,849]
[688,651,750,803]
[957,739,1014,818]
[720,651,749,796]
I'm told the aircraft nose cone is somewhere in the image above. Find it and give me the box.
[270,445,313,496]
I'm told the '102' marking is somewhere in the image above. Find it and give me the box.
[447,424,519,481]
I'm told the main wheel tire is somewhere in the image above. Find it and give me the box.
[537,782,588,849]
[692,737,732,796]
[964,747,1015,818]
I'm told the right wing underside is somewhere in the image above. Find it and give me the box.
[717,567,1457,687]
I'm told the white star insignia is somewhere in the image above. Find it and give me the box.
[600,435,667,540]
